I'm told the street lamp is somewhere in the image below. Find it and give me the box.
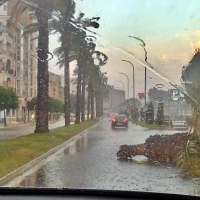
[121,60,135,100]
[114,80,124,91]
[127,36,147,105]
[119,72,131,118]
[119,72,129,100]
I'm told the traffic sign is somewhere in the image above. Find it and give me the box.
[170,89,180,101]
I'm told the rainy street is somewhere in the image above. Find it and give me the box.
[13,118,198,196]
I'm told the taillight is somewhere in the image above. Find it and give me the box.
[123,118,127,122]
[112,118,115,122]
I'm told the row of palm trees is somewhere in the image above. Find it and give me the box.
[0,0,109,133]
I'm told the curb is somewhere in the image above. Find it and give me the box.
[0,121,100,186]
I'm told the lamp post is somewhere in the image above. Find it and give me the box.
[145,67,147,105]
[119,72,130,118]
[119,72,129,100]
[121,60,135,100]
[114,80,125,91]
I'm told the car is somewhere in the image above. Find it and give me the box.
[70,115,76,123]
[111,114,128,128]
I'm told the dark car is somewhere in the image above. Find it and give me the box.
[111,115,128,128]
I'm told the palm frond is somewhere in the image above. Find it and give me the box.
[0,0,7,6]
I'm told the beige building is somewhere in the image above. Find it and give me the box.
[103,85,125,113]
[49,71,64,102]
[0,2,37,122]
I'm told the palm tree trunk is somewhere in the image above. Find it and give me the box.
[96,96,99,117]
[87,82,91,121]
[75,57,82,124]
[81,76,85,122]
[100,96,103,116]
[63,32,70,126]
[3,109,6,126]
[96,93,100,117]
[91,85,94,120]
[34,7,49,133]
[191,107,200,135]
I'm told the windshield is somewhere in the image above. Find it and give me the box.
[0,0,200,197]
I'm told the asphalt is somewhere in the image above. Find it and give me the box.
[8,117,200,196]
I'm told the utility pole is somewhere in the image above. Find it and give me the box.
[145,67,147,105]
[121,60,135,100]
[119,72,130,118]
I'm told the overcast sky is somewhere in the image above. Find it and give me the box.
[49,0,200,99]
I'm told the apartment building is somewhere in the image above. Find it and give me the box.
[103,85,125,113]
[0,2,37,122]
[49,72,64,103]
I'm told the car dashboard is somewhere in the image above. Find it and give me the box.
[0,187,198,200]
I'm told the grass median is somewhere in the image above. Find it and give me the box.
[134,121,171,130]
[0,119,98,179]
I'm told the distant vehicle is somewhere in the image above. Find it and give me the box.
[70,114,76,123]
[111,114,128,129]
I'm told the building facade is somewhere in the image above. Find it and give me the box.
[103,85,125,113]
[0,2,37,122]
[49,72,64,102]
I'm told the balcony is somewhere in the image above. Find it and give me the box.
[6,30,14,40]
[8,50,14,58]
[0,48,6,54]
[7,69,16,76]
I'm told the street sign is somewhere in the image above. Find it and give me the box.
[170,89,180,101]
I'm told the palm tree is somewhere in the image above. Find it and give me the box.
[0,0,65,133]
[80,41,96,122]
[50,6,99,125]
[34,1,52,133]
[91,51,108,118]
[85,65,109,119]
[50,0,76,126]
[72,49,109,121]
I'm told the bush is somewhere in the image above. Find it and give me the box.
[156,102,164,125]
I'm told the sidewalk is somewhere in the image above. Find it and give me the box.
[0,120,35,130]
[0,119,64,130]
[0,119,65,140]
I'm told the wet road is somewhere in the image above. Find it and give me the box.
[0,120,67,140]
[15,118,198,195]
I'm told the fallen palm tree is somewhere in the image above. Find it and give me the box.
[117,132,189,163]
[117,130,200,177]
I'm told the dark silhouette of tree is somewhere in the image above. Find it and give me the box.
[156,102,164,125]
[146,101,154,124]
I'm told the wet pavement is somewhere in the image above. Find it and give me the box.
[12,118,199,195]
[0,120,67,140]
